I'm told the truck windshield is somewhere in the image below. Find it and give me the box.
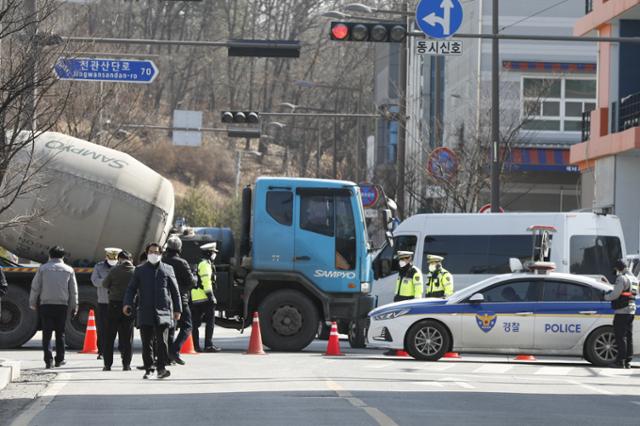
[570,235,622,282]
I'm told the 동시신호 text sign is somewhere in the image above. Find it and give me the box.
[415,40,463,56]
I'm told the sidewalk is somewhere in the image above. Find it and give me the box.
[0,358,21,391]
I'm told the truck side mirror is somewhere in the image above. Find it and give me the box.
[381,259,392,277]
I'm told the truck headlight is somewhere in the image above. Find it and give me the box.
[373,309,410,321]
[361,282,370,293]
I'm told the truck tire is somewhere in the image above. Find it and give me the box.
[65,288,97,350]
[348,319,367,348]
[317,321,331,340]
[584,326,617,367]
[0,286,39,349]
[257,289,319,351]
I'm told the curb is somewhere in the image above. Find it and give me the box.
[0,359,22,391]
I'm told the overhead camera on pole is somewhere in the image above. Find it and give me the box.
[221,111,260,124]
[330,22,406,43]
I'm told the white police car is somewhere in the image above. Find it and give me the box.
[367,270,638,366]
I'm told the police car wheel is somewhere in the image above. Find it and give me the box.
[584,327,618,367]
[406,320,450,361]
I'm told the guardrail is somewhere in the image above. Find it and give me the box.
[618,92,640,132]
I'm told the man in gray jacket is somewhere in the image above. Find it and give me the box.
[91,248,120,360]
[605,259,638,369]
[29,246,78,369]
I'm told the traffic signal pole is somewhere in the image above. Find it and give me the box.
[396,1,408,219]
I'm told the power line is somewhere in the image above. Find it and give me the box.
[499,0,571,33]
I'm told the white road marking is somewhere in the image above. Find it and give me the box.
[410,381,444,388]
[566,379,614,395]
[454,381,475,389]
[419,363,456,371]
[368,363,394,369]
[325,380,399,426]
[11,373,70,426]
[473,364,514,374]
[534,367,573,376]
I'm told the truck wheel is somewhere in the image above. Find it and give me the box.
[317,321,331,340]
[348,320,367,348]
[258,289,319,351]
[405,319,450,361]
[584,326,618,367]
[0,286,39,349]
[65,289,97,350]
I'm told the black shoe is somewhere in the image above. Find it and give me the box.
[123,365,132,371]
[204,345,221,353]
[383,349,396,356]
[103,366,111,371]
[143,369,155,379]
[173,355,186,365]
[55,360,66,367]
[97,354,102,360]
[45,362,53,369]
[157,370,171,379]
[136,366,147,370]
[625,362,632,369]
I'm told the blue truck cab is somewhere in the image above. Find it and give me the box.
[245,177,375,350]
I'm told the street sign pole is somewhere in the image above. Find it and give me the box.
[397,0,408,219]
[490,0,500,212]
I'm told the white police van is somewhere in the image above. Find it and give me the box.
[372,213,626,307]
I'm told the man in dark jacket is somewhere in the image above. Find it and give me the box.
[101,250,136,372]
[123,243,181,379]
[163,236,196,365]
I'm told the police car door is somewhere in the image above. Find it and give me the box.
[461,280,540,350]
[534,279,601,350]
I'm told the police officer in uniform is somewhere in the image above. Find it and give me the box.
[425,254,454,298]
[191,242,221,352]
[393,251,423,302]
[605,259,638,368]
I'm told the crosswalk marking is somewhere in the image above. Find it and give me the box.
[418,363,456,371]
[454,381,475,389]
[472,364,513,374]
[534,367,573,376]
[411,381,444,388]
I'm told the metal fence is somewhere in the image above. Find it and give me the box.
[581,111,591,142]
[617,91,640,132]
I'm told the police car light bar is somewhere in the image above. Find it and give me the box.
[528,261,556,274]
[527,225,558,233]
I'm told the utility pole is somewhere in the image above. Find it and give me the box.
[333,92,339,179]
[490,0,500,212]
[396,0,408,219]
[24,0,37,131]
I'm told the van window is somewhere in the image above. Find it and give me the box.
[570,235,622,283]
[266,191,293,226]
[373,235,417,278]
[422,235,532,274]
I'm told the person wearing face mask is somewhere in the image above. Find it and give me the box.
[393,251,424,302]
[163,236,197,365]
[123,243,181,379]
[191,242,221,352]
[101,250,135,371]
[604,259,638,369]
[91,247,121,360]
[425,254,454,298]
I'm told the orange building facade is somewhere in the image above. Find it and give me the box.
[571,0,640,253]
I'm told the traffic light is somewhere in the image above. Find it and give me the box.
[227,39,301,58]
[330,22,406,43]
[221,111,260,124]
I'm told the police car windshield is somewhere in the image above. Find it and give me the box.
[448,275,506,303]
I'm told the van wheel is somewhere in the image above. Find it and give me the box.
[406,320,450,361]
[0,286,39,349]
[585,326,617,367]
[258,290,319,351]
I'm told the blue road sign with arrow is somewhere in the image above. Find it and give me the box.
[415,0,463,39]
[54,57,159,83]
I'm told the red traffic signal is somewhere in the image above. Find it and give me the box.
[329,22,406,43]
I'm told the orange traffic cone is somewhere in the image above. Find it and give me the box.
[180,334,198,355]
[80,309,98,354]
[514,354,536,361]
[444,352,461,359]
[396,350,410,357]
[324,322,344,356]
[245,312,266,355]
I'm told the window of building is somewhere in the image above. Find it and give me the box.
[422,235,532,274]
[521,76,596,132]
[266,191,293,226]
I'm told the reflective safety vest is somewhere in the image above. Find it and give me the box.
[626,272,639,295]
[395,266,423,299]
[191,259,214,303]
[426,268,454,298]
